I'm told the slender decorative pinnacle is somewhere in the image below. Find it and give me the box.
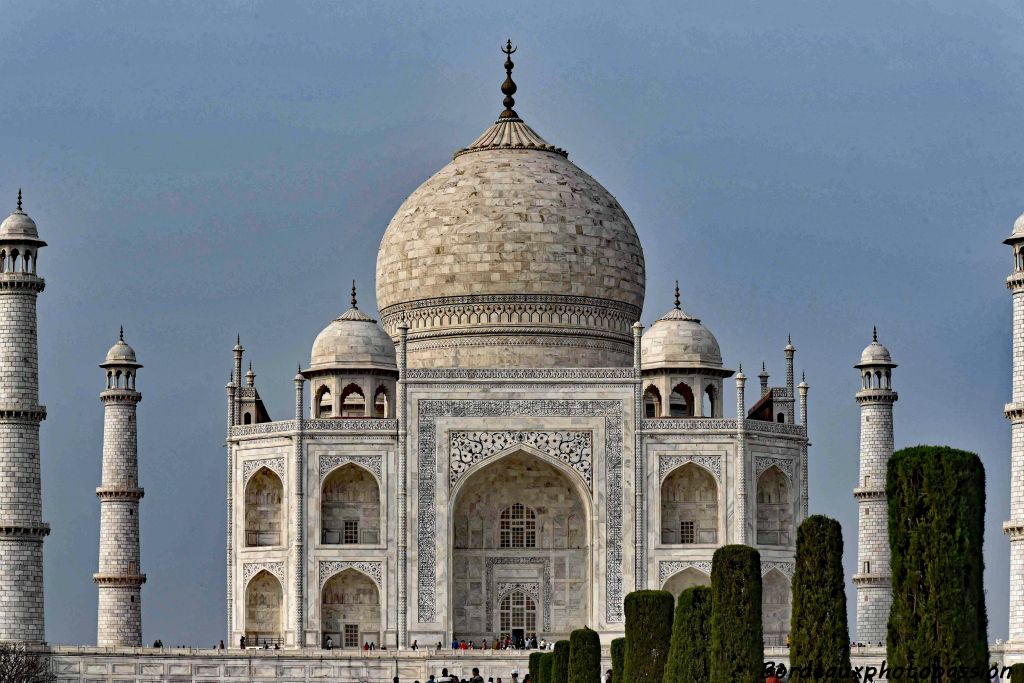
[499,39,519,120]
[674,280,680,309]
[119,325,124,342]
[872,325,878,342]
[351,280,357,309]
[16,188,22,211]
[788,333,792,345]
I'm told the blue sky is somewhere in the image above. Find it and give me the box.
[1,0,1021,644]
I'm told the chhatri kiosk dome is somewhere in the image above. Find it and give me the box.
[376,44,646,368]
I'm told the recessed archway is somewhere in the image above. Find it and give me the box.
[245,468,283,547]
[321,464,380,545]
[756,466,793,546]
[245,570,283,647]
[661,463,718,545]
[762,569,792,645]
[449,450,591,642]
[321,569,381,649]
[662,567,710,598]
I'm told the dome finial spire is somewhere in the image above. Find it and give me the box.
[499,39,519,120]
[119,325,124,342]
[872,325,878,342]
[16,189,22,212]
[673,280,680,309]
[351,280,357,309]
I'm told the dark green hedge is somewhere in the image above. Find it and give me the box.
[622,589,674,683]
[887,446,989,675]
[611,637,626,683]
[552,640,570,682]
[528,651,544,683]
[662,585,712,683]
[710,545,763,683]
[538,651,554,683]
[790,515,850,682]
[568,627,601,683]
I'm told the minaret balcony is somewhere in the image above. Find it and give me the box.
[1004,521,1024,539]
[853,487,885,501]
[0,522,50,539]
[855,389,898,404]
[1007,272,1024,291]
[1004,403,1024,421]
[0,272,44,292]
[96,486,144,501]
[0,404,47,421]
[852,572,890,586]
[93,573,146,587]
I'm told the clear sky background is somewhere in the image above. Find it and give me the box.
[0,0,1020,645]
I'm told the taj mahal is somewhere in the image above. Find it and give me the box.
[0,44,1023,681]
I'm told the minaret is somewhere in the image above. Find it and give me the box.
[95,328,145,646]
[1004,215,1024,642]
[852,327,897,644]
[0,191,49,642]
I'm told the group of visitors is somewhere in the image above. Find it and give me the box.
[449,634,544,651]
[401,669,528,683]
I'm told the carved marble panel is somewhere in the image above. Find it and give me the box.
[658,560,712,585]
[318,560,383,589]
[755,456,795,481]
[242,457,285,484]
[761,561,795,579]
[658,454,722,482]
[242,561,285,585]
[318,454,383,482]
[449,430,592,490]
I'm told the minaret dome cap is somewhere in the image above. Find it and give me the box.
[101,328,142,369]
[855,328,896,368]
[0,190,46,245]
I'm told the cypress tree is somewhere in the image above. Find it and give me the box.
[538,651,553,683]
[528,651,544,683]
[610,637,626,683]
[1010,663,1024,683]
[622,589,674,683]
[789,515,850,682]
[887,446,989,675]
[568,627,601,683]
[710,545,763,683]
[552,639,571,682]
[662,585,712,683]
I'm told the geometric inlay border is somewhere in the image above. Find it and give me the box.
[658,560,712,586]
[242,457,286,484]
[242,561,285,586]
[318,560,383,589]
[658,454,722,482]
[417,399,624,624]
[754,456,794,481]
[450,431,593,490]
[318,454,383,482]
[761,560,795,579]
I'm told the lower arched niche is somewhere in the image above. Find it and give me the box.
[321,569,381,649]
[662,567,710,598]
[450,450,590,641]
[762,569,792,645]
[245,570,283,646]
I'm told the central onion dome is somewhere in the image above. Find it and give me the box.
[375,43,646,368]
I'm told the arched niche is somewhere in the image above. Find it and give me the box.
[756,466,793,546]
[643,385,662,418]
[660,463,718,545]
[449,450,591,641]
[662,567,710,598]
[245,570,283,646]
[321,569,381,649]
[762,569,792,644]
[320,463,380,545]
[245,468,283,547]
[669,382,695,418]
